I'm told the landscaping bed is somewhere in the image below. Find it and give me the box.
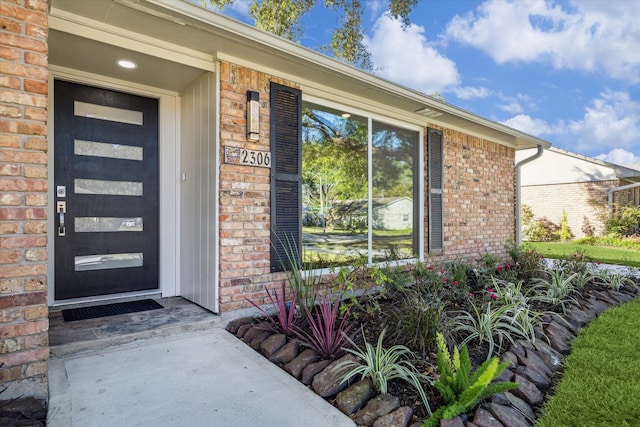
[227,249,640,426]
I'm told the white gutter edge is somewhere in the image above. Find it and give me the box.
[515,145,545,245]
[608,181,640,218]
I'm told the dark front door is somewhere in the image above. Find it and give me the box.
[54,80,159,300]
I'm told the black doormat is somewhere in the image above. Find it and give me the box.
[62,299,164,322]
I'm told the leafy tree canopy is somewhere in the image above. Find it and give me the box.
[206,0,419,70]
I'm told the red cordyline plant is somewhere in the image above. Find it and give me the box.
[295,291,353,359]
[247,282,298,336]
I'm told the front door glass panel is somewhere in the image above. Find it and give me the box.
[74,101,144,125]
[75,217,143,233]
[74,178,143,196]
[74,139,143,161]
[74,253,143,271]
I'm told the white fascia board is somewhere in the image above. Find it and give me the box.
[220,49,541,148]
[213,52,423,127]
[48,11,215,72]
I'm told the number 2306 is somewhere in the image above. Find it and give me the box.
[241,149,271,167]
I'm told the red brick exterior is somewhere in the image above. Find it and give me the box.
[428,127,515,263]
[218,63,296,312]
[0,0,49,400]
[218,64,518,312]
[0,2,521,399]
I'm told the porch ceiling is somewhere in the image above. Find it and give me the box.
[48,0,551,150]
[49,30,206,93]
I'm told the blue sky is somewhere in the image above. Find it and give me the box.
[209,0,640,165]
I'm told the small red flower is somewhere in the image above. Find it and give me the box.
[467,292,473,298]
[453,280,459,286]
[491,293,497,300]
[487,288,494,293]
[428,265,434,270]
[497,266,503,271]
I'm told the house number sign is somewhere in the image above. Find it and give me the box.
[224,146,271,168]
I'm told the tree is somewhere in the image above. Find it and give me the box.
[206,0,419,70]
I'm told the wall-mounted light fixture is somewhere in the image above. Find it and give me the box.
[247,91,260,141]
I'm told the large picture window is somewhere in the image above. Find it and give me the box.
[301,102,420,266]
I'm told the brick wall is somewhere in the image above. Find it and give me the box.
[218,63,520,311]
[218,63,295,312]
[0,0,49,400]
[521,180,615,238]
[428,127,515,264]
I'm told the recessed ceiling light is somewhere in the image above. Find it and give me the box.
[415,107,443,118]
[117,60,137,69]
[341,113,351,118]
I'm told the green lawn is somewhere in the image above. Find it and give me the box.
[537,298,640,426]
[526,241,640,268]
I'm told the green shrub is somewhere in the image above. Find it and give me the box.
[477,252,501,271]
[559,210,573,241]
[422,333,518,427]
[581,216,596,237]
[506,242,546,281]
[574,236,597,245]
[521,205,561,241]
[386,290,443,357]
[606,205,640,236]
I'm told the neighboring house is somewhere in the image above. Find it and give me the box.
[0,0,550,402]
[517,147,640,239]
[373,197,413,230]
[333,197,413,230]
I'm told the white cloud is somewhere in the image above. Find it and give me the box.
[366,16,461,94]
[568,90,640,151]
[501,114,563,136]
[502,90,640,154]
[596,148,640,165]
[445,0,640,83]
[453,86,492,100]
[498,101,524,114]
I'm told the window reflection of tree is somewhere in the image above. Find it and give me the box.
[302,107,367,231]
[302,104,418,265]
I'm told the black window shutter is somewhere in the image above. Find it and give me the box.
[270,83,302,272]
[428,128,444,253]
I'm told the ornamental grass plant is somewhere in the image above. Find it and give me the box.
[242,242,639,423]
[339,328,433,415]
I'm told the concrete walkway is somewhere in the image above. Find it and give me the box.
[47,328,355,427]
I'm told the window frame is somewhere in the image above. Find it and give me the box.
[301,95,425,265]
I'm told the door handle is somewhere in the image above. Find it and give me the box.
[57,201,66,236]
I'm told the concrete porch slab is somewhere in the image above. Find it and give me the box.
[47,328,354,426]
